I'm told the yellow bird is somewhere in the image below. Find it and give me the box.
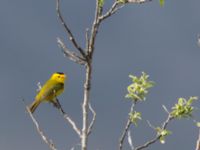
[29,72,66,113]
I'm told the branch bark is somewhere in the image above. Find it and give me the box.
[134,115,173,150]
[99,1,123,21]
[119,102,136,150]
[55,1,153,150]
[87,103,96,135]
[196,128,200,150]
[56,103,82,138]
[25,105,58,150]
[81,63,92,150]
[56,0,86,58]
[126,0,152,4]
[57,37,86,65]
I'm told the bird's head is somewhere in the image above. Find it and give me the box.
[51,72,66,83]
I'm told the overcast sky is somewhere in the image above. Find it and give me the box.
[1,0,200,150]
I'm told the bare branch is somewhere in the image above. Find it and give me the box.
[24,104,58,150]
[87,103,96,135]
[135,135,159,150]
[147,120,156,130]
[99,1,123,21]
[55,0,86,58]
[62,113,82,138]
[57,37,86,65]
[99,0,152,21]
[119,102,136,150]
[162,105,170,114]
[196,128,200,150]
[197,34,200,48]
[85,28,90,54]
[134,115,173,150]
[119,119,131,150]
[55,101,82,138]
[87,0,101,55]
[127,130,134,150]
[81,64,92,150]
[88,1,124,57]
[126,0,152,4]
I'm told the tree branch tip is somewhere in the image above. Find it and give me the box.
[21,98,31,113]
[162,105,170,114]
[147,120,155,130]
[87,103,96,135]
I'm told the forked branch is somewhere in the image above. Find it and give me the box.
[134,115,173,150]
[56,0,86,58]
[99,1,123,21]
[119,102,136,150]
[57,37,86,65]
[87,103,96,135]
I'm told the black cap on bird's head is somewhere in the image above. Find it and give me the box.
[56,72,64,75]
[52,72,66,80]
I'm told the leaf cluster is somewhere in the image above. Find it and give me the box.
[170,97,198,119]
[129,111,141,125]
[155,127,171,144]
[125,72,154,101]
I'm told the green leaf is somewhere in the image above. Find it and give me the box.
[155,127,172,144]
[98,0,105,8]
[170,97,198,119]
[125,72,155,102]
[159,0,165,6]
[196,122,200,127]
[129,111,142,126]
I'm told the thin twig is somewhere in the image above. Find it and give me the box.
[87,103,96,135]
[99,0,152,21]
[195,128,200,150]
[126,0,152,4]
[147,120,156,130]
[88,0,101,55]
[56,0,86,58]
[85,28,90,55]
[62,113,82,138]
[162,105,170,114]
[23,100,57,150]
[99,1,123,21]
[57,37,86,65]
[134,115,173,150]
[55,102,82,138]
[119,102,136,150]
[127,130,134,150]
[120,119,132,150]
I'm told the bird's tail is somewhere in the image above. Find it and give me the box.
[29,100,41,113]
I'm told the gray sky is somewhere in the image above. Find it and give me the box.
[1,0,200,150]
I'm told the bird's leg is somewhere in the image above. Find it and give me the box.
[53,98,65,114]
[51,90,65,114]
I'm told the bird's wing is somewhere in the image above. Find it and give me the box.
[37,80,63,100]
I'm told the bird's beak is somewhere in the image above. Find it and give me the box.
[61,74,66,79]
